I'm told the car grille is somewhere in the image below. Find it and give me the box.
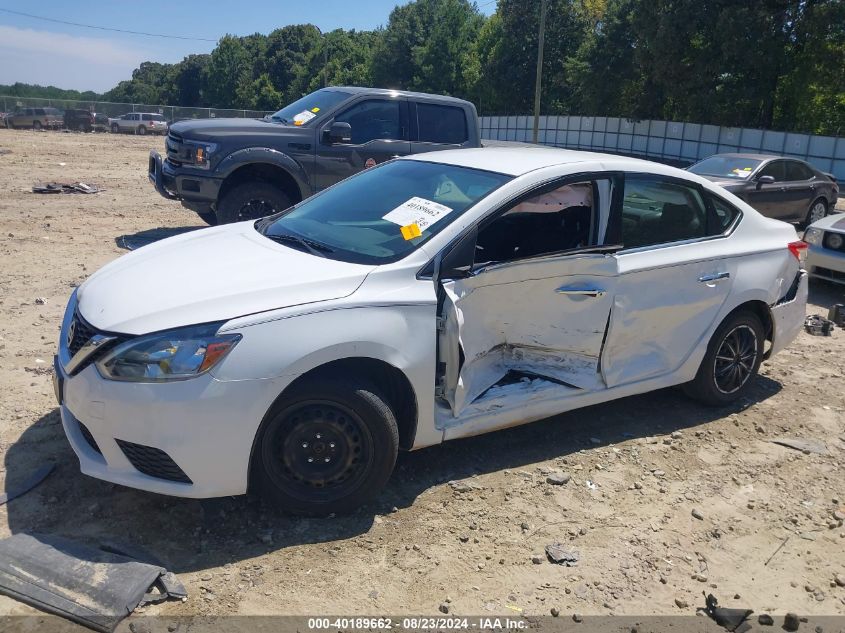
[77,421,102,455]
[813,266,845,282]
[116,439,193,484]
[823,232,845,253]
[65,311,123,374]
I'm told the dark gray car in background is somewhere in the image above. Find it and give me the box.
[688,153,839,225]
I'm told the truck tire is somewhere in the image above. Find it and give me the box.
[216,181,292,224]
[253,377,399,515]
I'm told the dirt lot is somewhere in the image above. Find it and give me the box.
[0,128,844,627]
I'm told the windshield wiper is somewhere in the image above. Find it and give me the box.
[264,233,334,257]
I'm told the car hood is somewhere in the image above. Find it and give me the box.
[77,223,375,335]
[809,212,845,233]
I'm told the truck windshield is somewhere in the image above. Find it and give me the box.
[258,160,512,264]
[268,89,351,125]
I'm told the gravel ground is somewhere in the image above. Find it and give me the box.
[0,128,843,629]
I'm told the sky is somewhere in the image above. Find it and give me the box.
[0,1,497,93]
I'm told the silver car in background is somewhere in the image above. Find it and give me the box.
[109,113,169,136]
[805,213,845,284]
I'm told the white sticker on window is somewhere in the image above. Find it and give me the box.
[292,110,317,125]
[382,196,453,231]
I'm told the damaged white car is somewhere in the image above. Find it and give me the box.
[54,148,808,514]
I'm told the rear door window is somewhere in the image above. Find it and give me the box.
[621,176,708,249]
[416,103,468,144]
[758,161,787,182]
[785,161,814,181]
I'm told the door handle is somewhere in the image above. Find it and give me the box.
[698,272,730,284]
[556,286,606,297]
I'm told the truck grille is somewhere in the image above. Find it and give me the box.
[166,132,185,166]
[116,439,193,484]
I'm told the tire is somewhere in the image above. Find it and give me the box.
[137,125,147,136]
[77,123,86,132]
[32,120,42,130]
[804,197,827,226]
[216,181,292,224]
[196,211,218,226]
[683,309,765,406]
[111,123,119,134]
[254,377,399,515]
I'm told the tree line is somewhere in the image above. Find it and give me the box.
[6,0,844,135]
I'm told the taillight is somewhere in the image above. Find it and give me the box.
[788,240,808,263]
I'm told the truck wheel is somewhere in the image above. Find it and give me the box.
[111,123,119,134]
[137,125,147,136]
[683,310,764,406]
[216,182,292,224]
[197,211,218,226]
[32,120,42,130]
[253,377,399,515]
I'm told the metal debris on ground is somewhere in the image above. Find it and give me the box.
[32,182,102,194]
[804,314,834,336]
[0,463,54,506]
[545,543,580,566]
[0,533,186,633]
[699,593,753,633]
[830,304,845,328]
[770,437,828,455]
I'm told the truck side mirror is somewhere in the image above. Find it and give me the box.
[325,122,352,144]
[756,174,775,189]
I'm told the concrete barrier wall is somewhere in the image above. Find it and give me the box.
[480,115,845,181]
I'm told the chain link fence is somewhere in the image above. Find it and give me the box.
[480,115,845,181]
[0,96,272,122]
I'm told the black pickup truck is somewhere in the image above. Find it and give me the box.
[148,87,481,225]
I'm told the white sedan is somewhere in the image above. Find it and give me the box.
[54,148,808,514]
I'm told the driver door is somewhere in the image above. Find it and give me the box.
[438,176,619,418]
[315,98,411,191]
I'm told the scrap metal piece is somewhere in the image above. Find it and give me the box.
[32,182,101,194]
[545,543,580,566]
[0,463,54,506]
[770,437,828,455]
[700,593,753,633]
[829,304,845,328]
[0,533,185,633]
[804,314,834,336]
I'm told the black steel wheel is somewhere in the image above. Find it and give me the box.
[216,181,292,224]
[254,377,398,515]
[684,309,764,406]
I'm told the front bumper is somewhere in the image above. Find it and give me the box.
[55,295,294,498]
[148,150,221,207]
[807,242,845,284]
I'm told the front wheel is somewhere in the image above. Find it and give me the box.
[216,181,292,224]
[805,198,827,226]
[254,378,399,515]
[196,211,218,226]
[683,310,764,406]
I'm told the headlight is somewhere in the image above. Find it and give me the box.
[804,228,823,245]
[828,233,844,250]
[185,141,218,170]
[96,323,240,382]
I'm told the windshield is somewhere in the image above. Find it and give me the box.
[268,89,351,125]
[689,156,763,179]
[259,160,512,264]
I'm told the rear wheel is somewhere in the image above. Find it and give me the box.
[805,198,827,226]
[137,125,147,136]
[32,120,42,130]
[683,310,764,406]
[254,377,399,515]
[77,123,87,132]
[111,123,119,134]
[216,181,292,224]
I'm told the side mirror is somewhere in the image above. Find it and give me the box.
[324,121,352,144]
[756,174,775,189]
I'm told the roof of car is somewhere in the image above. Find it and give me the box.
[329,86,472,105]
[400,146,666,177]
